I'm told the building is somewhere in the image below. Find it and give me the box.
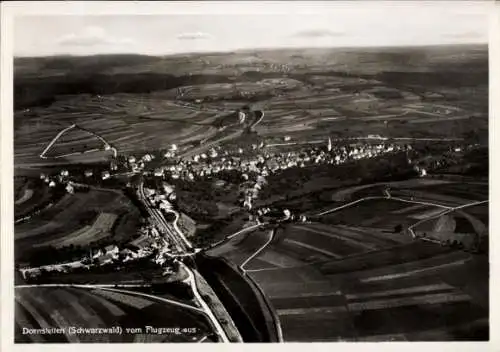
[144,188,156,197]
[65,183,74,194]
[154,168,164,177]
[238,111,247,124]
[159,200,173,211]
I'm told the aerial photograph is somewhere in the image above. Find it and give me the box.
[12,1,489,343]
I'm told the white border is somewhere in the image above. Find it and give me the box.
[1,2,498,352]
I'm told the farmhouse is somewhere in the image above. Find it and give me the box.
[101,171,111,180]
[96,254,114,266]
[65,184,74,194]
[104,245,119,256]
[154,168,164,177]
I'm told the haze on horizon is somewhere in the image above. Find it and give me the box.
[13,1,490,57]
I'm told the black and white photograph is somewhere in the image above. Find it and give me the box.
[2,0,495,345]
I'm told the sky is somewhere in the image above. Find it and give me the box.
[13,1,491,57]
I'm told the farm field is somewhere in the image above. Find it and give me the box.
[204,177,489,341]
[210,224,487,341]
[318,198,447,231]
[32,213,118,249]
[14,177,54,219]
[14,45,488,170]
[407,182,489,202]
[14,93,221,166]
[15,189,141,261]
[15,286,214,343]
[412,206,488,240]
[13,45,489,343]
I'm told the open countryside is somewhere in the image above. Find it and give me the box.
[12,4,489,344]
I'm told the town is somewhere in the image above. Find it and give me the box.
[20,133,477,283]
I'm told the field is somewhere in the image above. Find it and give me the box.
[15,188,142,263]
[14,177,55,219]
[14,94,222,167]
[15,286,214,343]
[32,213,118,249]
[208,226,488,341]
[14,45,488,170]
[319,198,447,230]
[204,178,488,341]
[13,45,489,342]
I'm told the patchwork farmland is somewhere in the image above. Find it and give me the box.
[15,286,214,343]
[203,180,488,341]
[15,189,141,261]
[32,213,118,249]
[12,45,488,343]
[14,93,222,166]
[206,226,488,341]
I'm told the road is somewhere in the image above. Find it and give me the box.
[407,199,489,240]
[137,181,230,342]
[177,110,265,160]
[177,129,244,160]
[179,262,230,342]
[40,123,116,159]
[15,284,203,313]
[265,135,463,149]
[240,228,276,272]
[313,190,488,243]
[164,209,194,250]
[138,182,192,253]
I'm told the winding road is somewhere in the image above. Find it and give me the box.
[136,181,231,342]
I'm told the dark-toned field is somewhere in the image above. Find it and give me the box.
[204,180,488,341]
[15,188,142,265]
[15,286,214,343]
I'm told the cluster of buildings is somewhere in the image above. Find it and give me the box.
[152,138,409,185]
[123,153,156,174]
[409,144,475,176]
[143,138,415,218]
[143,183,177,211]
[39,170,90,194]
[39,169,70,189]
[19,243,155,280]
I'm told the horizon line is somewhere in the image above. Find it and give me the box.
[13,42,488,59]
